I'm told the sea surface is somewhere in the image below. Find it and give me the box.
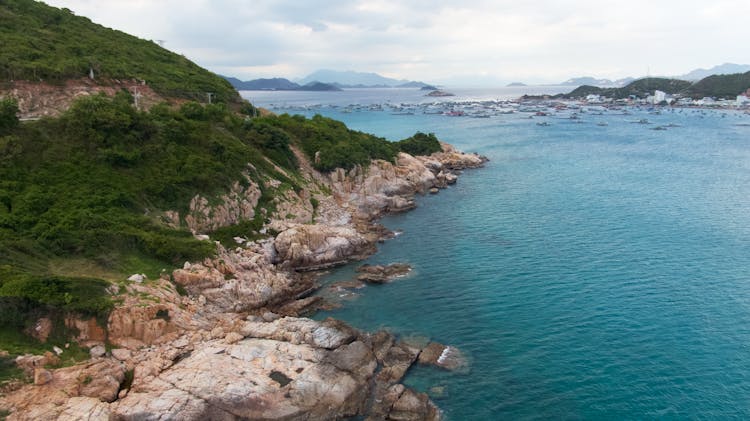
[243,88,750,420]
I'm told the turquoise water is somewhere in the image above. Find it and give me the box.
[248,92,750,419]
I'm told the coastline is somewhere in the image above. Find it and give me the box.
[0,143,487,420]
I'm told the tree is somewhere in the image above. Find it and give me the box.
[0,98,19,135]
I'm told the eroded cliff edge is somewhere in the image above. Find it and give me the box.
[0,143,486,421]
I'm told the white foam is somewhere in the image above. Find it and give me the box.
[437,346,451,364]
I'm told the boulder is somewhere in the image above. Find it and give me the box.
[274,224,372,270]
[356,263,412,284]
[241,317,358,350]
[114,336,375,420]
[111,348,131,361]
[33,368,52,385]
[388,388,442,421]
[89,345,106,359]
[376,342,420,384]
[127,274,145,283]
[417,342,467,371]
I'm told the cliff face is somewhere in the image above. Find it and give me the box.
[2,78,168,119]
[0,144,486,420]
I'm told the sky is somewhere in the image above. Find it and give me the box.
[45,0,750,86]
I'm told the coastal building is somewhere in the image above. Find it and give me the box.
[737,95,750,106]
[648,90,668,105]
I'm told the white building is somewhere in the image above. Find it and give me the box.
[737,95,750,106]
[653,90,666,104]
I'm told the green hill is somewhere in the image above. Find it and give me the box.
[566,78,693,99]
[685,71,750,99]
[566,74,750,100]
[0,1,443,357]
[0,0,238,103]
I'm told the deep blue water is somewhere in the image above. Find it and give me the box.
[246,91,750,419]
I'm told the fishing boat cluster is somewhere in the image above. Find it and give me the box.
[264,98,750,129]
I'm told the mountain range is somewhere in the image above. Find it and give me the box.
[223,76,341,91]
[296,69,431,88]
[226,70,431,90]
[557,63,750,88]
[678,63,750,81]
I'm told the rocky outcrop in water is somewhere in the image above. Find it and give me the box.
[357,263,412,284]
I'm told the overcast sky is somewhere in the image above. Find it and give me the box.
[45,0,750,86]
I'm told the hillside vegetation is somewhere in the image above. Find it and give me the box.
[0,0,238,103]
[0,0,444,360]
[0,93,441,346]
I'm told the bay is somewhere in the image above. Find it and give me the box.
[244,89,750,419]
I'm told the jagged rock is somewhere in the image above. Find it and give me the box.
[183,177,262,233]
[28,317,52,343]
[1,358,125,418]
[275,296,324,316]
[356,263,412,284]
[224,332,243,344]
[111,348,131,361]
[57,396,112,421]
[241,317,358,350]
[368,330,396,364]
[418,342,467,371]
[325,340,377,379]
[33,368,52,385]
[15,352,59,376]
[262,311,281,322]
[172,243,308,313]
[388,388,442,421]
[78,359,127,402]
[127,273,145,283]
[89,345,106,359]
[377,342,421,384]
[65,316,107,346]
[274,224,372,270]
[113,335,375,420]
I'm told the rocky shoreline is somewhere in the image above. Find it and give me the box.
[0,143,487,420]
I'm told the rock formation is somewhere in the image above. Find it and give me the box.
[0,143,486,420]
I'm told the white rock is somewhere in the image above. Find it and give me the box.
[111,348,131,361]
[89,345,106,358]
[127,274,145,283]
[53,346,64,356]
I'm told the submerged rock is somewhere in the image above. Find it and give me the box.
[418,342,468,371]
[356,263,412,284]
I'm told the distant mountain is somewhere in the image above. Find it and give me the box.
[224,77,299,90]
[298,81,342,91]
[396,81,433,88]
[223,76,340,91]
[297,69,429,88]
[679,63,750,81]
[559,77,633,87]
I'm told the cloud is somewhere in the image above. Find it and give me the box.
[44,0,750,84]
